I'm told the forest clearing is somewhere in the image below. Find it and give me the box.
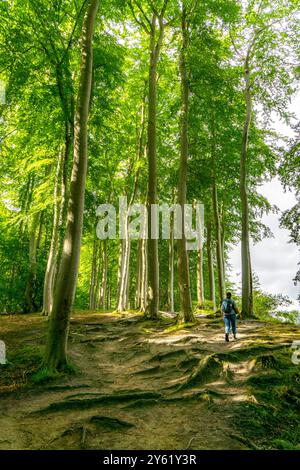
[0,0,300,455]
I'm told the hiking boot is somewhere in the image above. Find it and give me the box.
[225,333,229,342]
[233,334,237,340]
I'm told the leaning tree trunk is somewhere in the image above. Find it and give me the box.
[44,0,99,371]
[240,58,253,317]
[42,150,65,316]
[177,4,194,323]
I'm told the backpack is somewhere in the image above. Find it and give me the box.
[223,299,233,314]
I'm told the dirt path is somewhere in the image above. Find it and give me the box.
[0,312,299,450]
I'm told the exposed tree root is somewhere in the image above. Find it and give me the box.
[31,390,162,415]
[175,354,222,391]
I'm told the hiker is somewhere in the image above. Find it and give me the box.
[222,292,239,342]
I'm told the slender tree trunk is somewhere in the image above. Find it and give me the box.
[116,227,130,312]
[135,238,142,309]
[146,14,165,319]
[99,239,108,309]
[47,56,74,299]
[196,242,205,309]
[24,212,41,313]
[206,220,216,311]
[177,4,194,323]
[89,238,98,310]
[106,266,110,310]
[42,152,65,316]
[167,210,174,312]
[140,217,148,313]
[211,151,225,306]
[220,203,226,279]
[44,0,99,370]
[95,241,103,308]
[117,94,145,313]
[240,58,253,317]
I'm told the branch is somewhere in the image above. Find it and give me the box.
[0,129,17,143]
[148,1,159,17]
[59,0,89,66]
[159,0,169,19]
[134,0,152,31]
[188,0,199,16]
[229,27,243,59]
[128,0,150,34]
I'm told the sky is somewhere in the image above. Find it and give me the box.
[229,93,300,311]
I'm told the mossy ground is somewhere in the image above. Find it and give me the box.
[0,311,299,449]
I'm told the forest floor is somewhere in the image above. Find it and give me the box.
[0,311,300,450]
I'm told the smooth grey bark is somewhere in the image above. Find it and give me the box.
[89,238,98,310]
[41,33,74,315]
[42,151,66,316]
[94,241,103,308]
[128,2,168,319]
[196,241,205,309]
[240,53,254,317]
[44,0,99,370]
[135,238,142,309]
[116,223,131,312]
[98,239,108,309]
[24,212,41,313]
[167,209,175,313]
[42,48,74,316]
[211,147,225,305]
[136,213,148,313]
[177,3,194,323]
[116,96,145,313]
[206,219,216,311]
[146,13,165,319]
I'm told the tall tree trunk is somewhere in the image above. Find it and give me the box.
[140,215,148,313]
[89,237,98,310]
[42,151,65,316]
[44,0,99,371]
[196,242,204,309]
[240,57,253,317]
[211,150,225,306]
[46,53,74,301]
[167,209,174,312]
[99,239,108,309]
[107,275,111,310]
[95,241,103,308]
[117,93,145,313]
[146,13,165,319]
[177,4,194,323]
[24,212,41,313]
[206,219,216,311]
[135,238,142,309]
[220,203,226,279]
[116,229,130,312]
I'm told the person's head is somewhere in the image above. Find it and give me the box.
[226,292,232,299]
